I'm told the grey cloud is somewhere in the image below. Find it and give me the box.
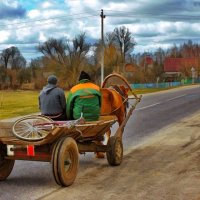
[100,0,129,3]
[159,38,194,45]
[0,4,26,19]
[140,0,200,21]
[0,32,40,45]
[135,32,159,38]
[108,17,141,26]
[193,1,200,6]
[98,0,200,22]
[1,0,200,59]
[136,0,185,14]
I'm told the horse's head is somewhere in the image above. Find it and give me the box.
[110,85,129,108]
[118,85,129,99]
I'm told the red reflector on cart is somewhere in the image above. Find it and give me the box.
[27,145,35,156]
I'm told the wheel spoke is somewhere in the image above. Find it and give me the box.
[12,115,53,141]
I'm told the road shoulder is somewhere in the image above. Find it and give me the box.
[40,111,200,200]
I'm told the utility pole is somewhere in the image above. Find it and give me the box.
[100,9,105,86]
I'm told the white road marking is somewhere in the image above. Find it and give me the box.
[135,94,186,110]
[164,94,186,102]
[136,102,161,110]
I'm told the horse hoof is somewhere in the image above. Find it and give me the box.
[95,152,105,159]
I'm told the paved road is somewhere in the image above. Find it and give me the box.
[124,84,200,148]
[1,85,200,200]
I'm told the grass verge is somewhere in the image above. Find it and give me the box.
[133,87,177,94]
[0,86,190,119]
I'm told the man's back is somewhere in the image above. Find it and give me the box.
[66,71,101,121]
[39,75,66,120]
[39,86,66,115]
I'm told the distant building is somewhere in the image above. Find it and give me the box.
[124,63,137,77]
[164,57,199,81]
[145,55,153,66]
[124,63,136,72]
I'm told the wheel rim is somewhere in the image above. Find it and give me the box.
[13,116,53,141]
[53,137,79,186]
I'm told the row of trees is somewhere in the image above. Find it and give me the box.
[0,25,200,89]
[0,26,137,89]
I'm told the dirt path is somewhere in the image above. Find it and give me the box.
[40,111,200,200]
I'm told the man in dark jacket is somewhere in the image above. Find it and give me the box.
[67,71,101,121]
[39,75,66,120]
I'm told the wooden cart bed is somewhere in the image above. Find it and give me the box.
[0,115,117,146]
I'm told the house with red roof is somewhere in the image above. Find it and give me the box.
[164,57,199,81]
[145,55,153,66]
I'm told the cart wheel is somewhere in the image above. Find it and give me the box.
[0,145,15,180]
[106,136,123,166]
[12,115,54,141]
[51,138,63,185]
[52,137,79,186]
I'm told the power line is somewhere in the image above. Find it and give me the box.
[1,9,200,30]
[104,9,200,21]
[108,14,200,21]
[0,11,99,28]
[2,9,200,32]
[1,14,98,31]
[104,9,200,17]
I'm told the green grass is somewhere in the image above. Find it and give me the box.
[0,90,70,120]
[132,87,177,94]
[0,90,40,119]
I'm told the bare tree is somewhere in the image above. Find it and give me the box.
[37,33,91,87]
[0,46,26,88]
[113,26,136,63]
[105,32,115,46]
[66,32,90,67]
[0,48,11,69]
[0,46,26,69]
[65,32,90,86]
[37,38,67,66]
[104,32,121,71]
[155,48,165,65]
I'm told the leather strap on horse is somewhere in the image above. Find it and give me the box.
[101,97,128,116]
[111,85,127,101]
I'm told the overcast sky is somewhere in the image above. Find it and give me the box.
[0,0,200,62]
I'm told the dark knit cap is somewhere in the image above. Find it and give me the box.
[79,71,91,81]
[47,75,58,85]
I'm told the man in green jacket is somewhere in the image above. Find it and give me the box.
[67,71,101,121]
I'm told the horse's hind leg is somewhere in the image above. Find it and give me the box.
[95,129,111,159]
[95,141,105,158]
[105,129,111,144]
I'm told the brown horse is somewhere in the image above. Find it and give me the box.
[95,85,129,158]
[100,85,129,125]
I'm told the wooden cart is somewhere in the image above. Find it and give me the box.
[0,73,141,186]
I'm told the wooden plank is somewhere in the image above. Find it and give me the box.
[0,121,14,137]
